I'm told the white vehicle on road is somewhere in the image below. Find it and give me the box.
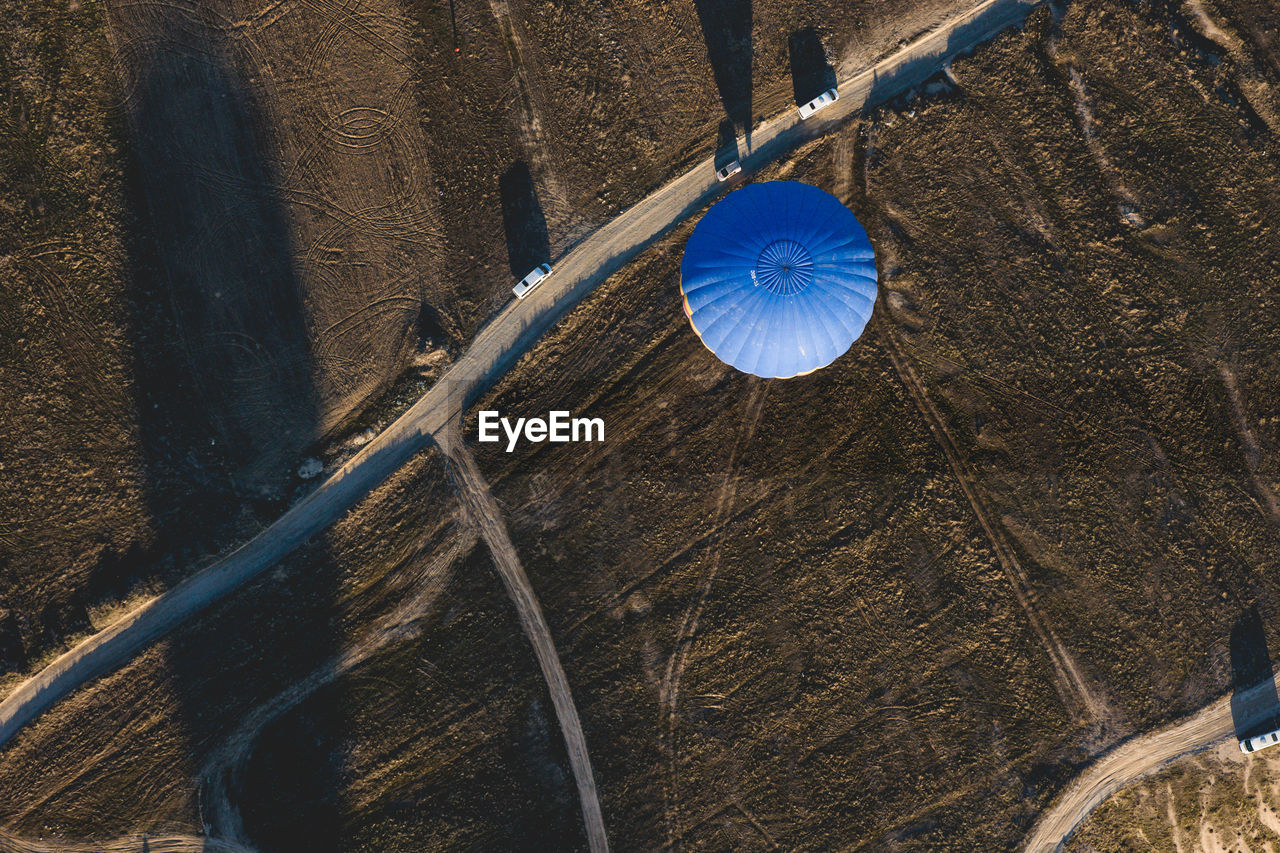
[0,12,1061,851]
[513,263,552,299]
[1240,726,1280,754]
[798,87,839,119]
[716,160,742,181]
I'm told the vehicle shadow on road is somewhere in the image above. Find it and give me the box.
[788,27,836,107]
[694,0,752,142]
[500,161,551,279]
[1229,605,1280,740]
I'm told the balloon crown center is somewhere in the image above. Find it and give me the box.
[755,239,814,295]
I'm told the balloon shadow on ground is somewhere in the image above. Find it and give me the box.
[111,2,350,850]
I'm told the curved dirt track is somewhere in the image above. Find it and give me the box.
[0,830,249,853]
[1021,678,1280,852]
[0,0,1044,835]
[197,535,467,847]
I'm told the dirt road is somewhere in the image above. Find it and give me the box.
[0,830,249,853]
[198,535,467,847]
[0,0,1044,802]
[436,429,609,853]
[1021,678,1280,852]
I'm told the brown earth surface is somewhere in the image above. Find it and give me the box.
[0,448,596,850]
[459,1,1280,847]
[1023,675,1280,851]
[0,0,939,688]
[3,0,1280,850]
[1063,741,1280,852]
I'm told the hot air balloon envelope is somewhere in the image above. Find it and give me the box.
[680,181,877,379]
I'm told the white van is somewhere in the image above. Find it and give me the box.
[513,263,552,299]
[798,87,839,119]
[716,160,742,182]
[1240,727,1280,754]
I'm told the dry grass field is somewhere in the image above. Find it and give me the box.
[1,0,152,683]
[0,0,916,689]
[458,1,1280,847]
[2,0,1280,850]
[0,450,537,844]
[1065,745,1280,852]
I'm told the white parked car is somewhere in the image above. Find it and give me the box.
[798,87,839,119]
[1240,726,1280,754]
[716,160,742,182]
[513,263,552,299]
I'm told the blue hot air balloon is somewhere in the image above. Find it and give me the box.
[680,181,878,379]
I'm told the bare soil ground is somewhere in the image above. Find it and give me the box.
[1065,744,1280,852]
[0,0,152,684]
[495,0,967,226]
[862,0,1280,729]
[0,442,597,851]
[0,0,957,693]
[4,0,1280,850]
[1021,673,1280,852]
[0,0,985,846]
[456,2,1280,847]
[0,448,582,849]
[1,0,447,687]
[467,147,1074,851]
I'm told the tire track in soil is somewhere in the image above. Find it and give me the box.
[485,0,571,231]
[0,0,1048,812]
[1217,361,1280,527]
[290,0,416,66]
[434,426,609,853]
[199,534,468,847]
[881,326,1107,725]
[258,0,441,423]
[1058,58,1145,227]
[0,830,251,853]
[832,131,856,204]
[658,380,768,850]
[0,529,468,853]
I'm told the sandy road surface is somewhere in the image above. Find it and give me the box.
[437,429,609,853]
[1022,678,1280,852]
[0,831,249,853]
[0,0,1044,828]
